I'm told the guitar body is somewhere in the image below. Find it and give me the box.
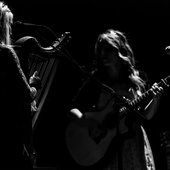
[65,99,129,167]
[66,119,116,166]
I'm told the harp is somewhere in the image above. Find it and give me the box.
[13,31,71,166]
[27,32,71,131]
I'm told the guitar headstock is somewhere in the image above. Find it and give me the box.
[165,75,170,87]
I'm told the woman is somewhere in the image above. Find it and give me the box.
[0,1,36,168]
[66,29,165,170]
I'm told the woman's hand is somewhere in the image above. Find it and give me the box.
[29,71,41,90]
[150,83,164,98]
[70,108,83,118]
[30,86,37,99]
[144,82,164,120]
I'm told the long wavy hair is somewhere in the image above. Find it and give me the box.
[0,1,13,45]
[94,29,146,96]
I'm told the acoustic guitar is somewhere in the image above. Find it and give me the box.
[65,75,170,167]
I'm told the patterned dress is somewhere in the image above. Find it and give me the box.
[100,90,156,170]
[103,125,156,170]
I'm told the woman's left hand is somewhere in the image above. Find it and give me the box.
[151,83,164,98]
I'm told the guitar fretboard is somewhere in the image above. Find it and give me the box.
[128,75,170,107]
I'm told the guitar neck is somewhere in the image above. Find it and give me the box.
[129,75,170,107]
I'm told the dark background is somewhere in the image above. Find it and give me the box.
[5,0,170,169]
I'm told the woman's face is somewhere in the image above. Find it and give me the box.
[99,46,124,80]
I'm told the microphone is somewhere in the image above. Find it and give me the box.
[165,45,170,55]
[14,21,58,38]
[14,21,46,28]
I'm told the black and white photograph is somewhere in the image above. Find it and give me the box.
[1,0,170,169]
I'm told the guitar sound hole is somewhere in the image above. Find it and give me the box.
[88,124,107,144]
